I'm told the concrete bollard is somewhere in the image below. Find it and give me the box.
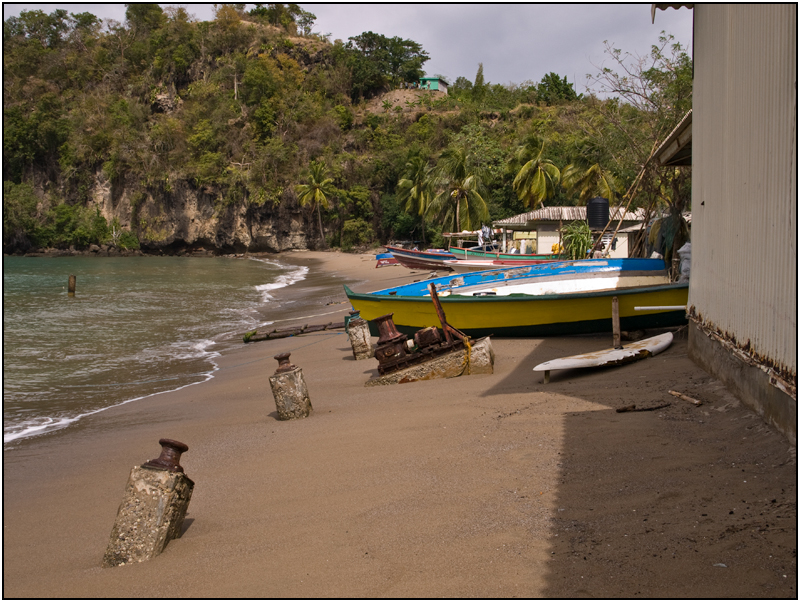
[365,337,495,387]
[102,439,194,568]
[269,352,313,420]
[347,316,374,360]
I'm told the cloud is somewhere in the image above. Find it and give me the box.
[3,3,693,93]
[304,3,693,91]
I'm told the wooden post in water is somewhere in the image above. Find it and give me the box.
[68,274,76,297]
[612,296,622,349]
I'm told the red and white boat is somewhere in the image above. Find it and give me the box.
[384,245,456,271]
[443,257,561,273]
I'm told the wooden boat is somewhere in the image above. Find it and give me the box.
[449,246,558,262]
[384,245,456,271]
[344,259,687,338]
[352,258,668,298]
[375,252,399,268]
[436,267,669,297]
[444,257,562,273]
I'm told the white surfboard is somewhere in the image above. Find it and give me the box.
[533,332,673,382]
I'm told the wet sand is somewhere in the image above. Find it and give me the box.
[3,250,796,598]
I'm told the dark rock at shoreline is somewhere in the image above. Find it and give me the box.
[20,248,146,258]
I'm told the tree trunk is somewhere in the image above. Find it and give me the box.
[316,204,326,248]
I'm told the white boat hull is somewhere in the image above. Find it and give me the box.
[439,273,670,297]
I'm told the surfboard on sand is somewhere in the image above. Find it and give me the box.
[533,332,673,383]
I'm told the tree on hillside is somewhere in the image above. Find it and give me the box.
[472,63,486,103]
[125,3,165,34]
[512,136,561,209]
[397,154,434,244]
[536,72,580,105]
[151,7,199,86]
[561,162,621,204]
[4,8,70,49]
[448,76,473,99]
[585,33,692,259]
[345,31,429,100]
[295,161,336,248]
[248,4,315,35]
[427,146,488,233]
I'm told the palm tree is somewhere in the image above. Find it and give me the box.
[512,136,561,209]
[295,161,336,248]
[397,154,433,244]
[561,162,621,204]
[427,146,489,233]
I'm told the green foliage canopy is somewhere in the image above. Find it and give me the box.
[536,72,581,105]
[2,5,691,255]
[344,31,429,100]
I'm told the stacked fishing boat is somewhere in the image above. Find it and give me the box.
[344,258,688,338]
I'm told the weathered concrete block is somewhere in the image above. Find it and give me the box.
[102,466,194,568]
[365,337,495,386]
[347,317,374,360]
[269,366,313,419]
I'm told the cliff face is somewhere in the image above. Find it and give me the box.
[89,170,311,254]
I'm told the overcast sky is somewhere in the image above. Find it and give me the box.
[3,3,693,93]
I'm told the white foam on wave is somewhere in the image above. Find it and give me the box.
[4,338,224,445]
[250,257,309,303]
[165,338,221,361]
[3,363,219,445]
[4,257,309,447]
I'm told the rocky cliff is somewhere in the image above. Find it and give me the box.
[89,170,311,254]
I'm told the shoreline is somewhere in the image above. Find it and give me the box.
[2,252,324,447]
[3,251,796,598]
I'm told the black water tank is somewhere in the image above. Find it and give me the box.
[586,197,609,230]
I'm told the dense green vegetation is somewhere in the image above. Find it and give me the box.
[3,4,692,254]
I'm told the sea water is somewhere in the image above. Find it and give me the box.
[3,255,308,447]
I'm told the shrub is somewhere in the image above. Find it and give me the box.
[3,181,40,252]
[561,220,593,259]
[340,218,374,251]
[333,104,353,130]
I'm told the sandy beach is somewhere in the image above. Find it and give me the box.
[3,250,796,598]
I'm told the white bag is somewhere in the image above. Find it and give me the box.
[677,242,691,282]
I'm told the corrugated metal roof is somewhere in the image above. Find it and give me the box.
[651,3,694,24]
[492,206,648,227]
[616,213,691,233]
[655,109,693,166]
[420,76,450,85]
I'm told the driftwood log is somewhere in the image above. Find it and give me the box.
[616,402,671,413]
[243,321,345,343]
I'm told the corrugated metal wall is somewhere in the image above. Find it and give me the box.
[691,4,797,379]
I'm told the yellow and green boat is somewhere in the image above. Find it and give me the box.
[344,282,688,338]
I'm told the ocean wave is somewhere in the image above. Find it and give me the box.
[250,258,309,302]
[3,255,309,447]
[3,368,217,445]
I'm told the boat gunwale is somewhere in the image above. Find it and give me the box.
[384,245,456,260]
[343,281,689,303]
[350,258,669,296]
